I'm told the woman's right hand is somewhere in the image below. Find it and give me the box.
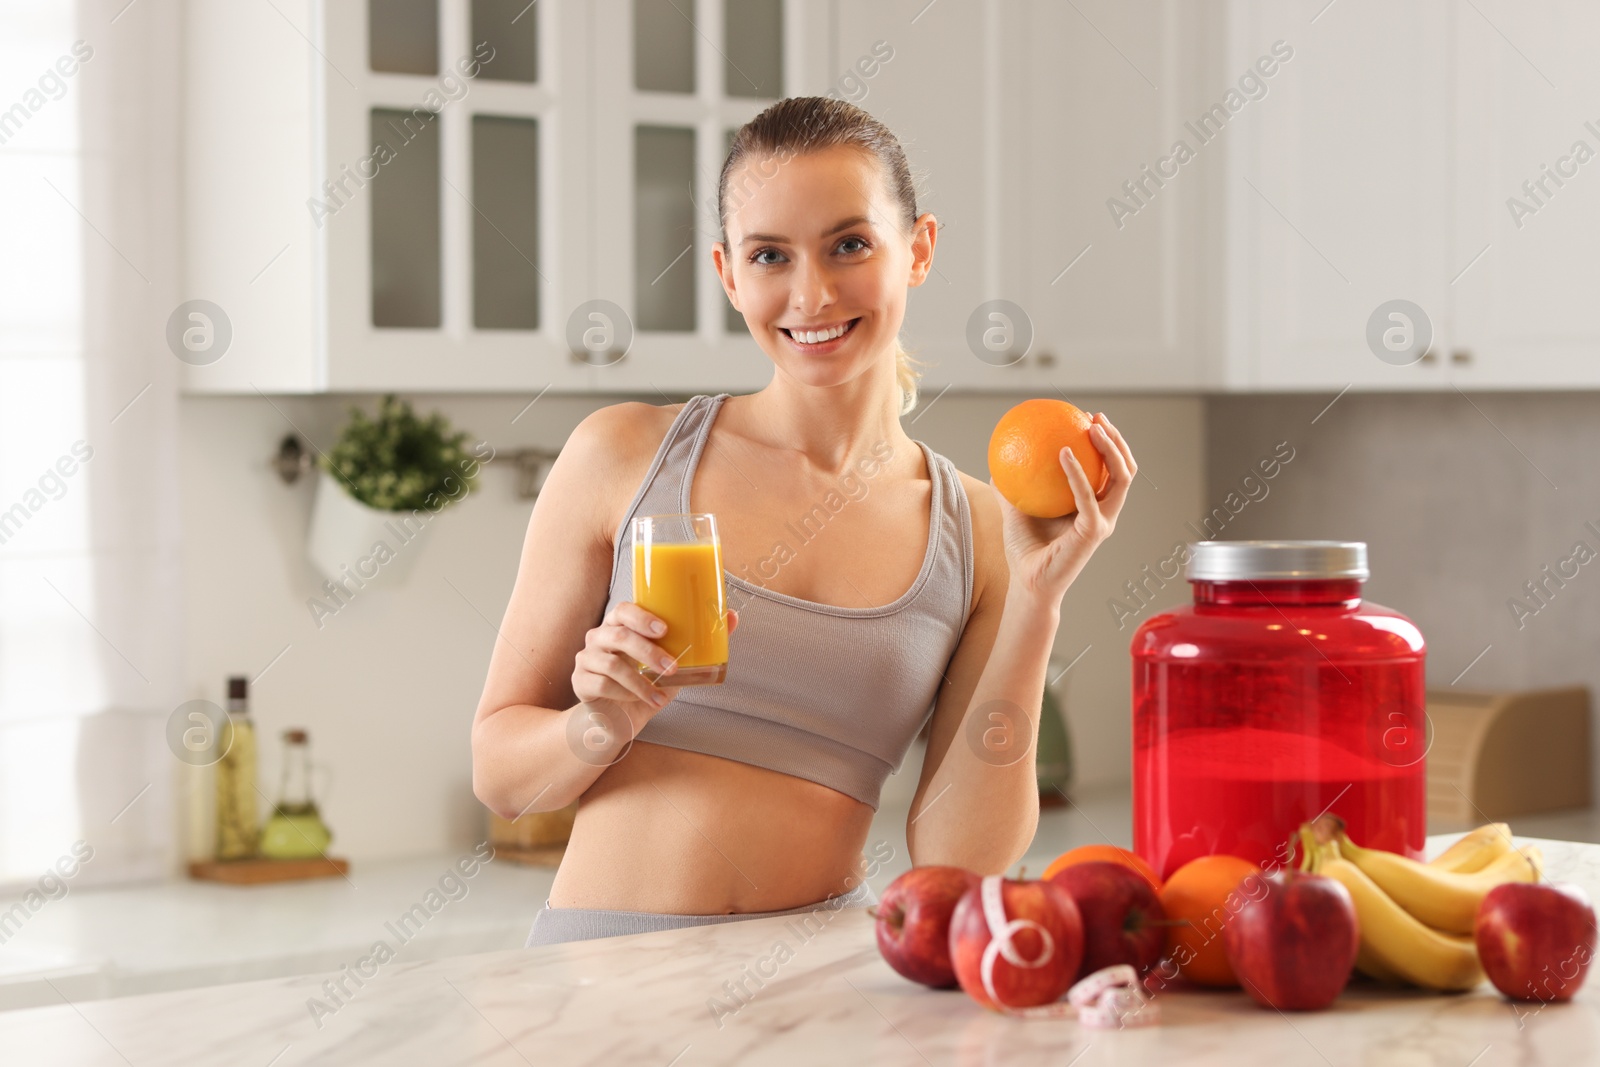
[571,601,739,731]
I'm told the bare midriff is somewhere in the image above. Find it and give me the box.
[543,398,920,915]
[546,740,876,914]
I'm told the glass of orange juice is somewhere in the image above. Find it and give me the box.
[631,513,729,686]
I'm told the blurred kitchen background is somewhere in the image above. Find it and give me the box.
[2,0,1596,1008]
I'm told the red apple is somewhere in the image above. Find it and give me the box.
[873,866,981,988]
[948,875,1083,1012]
[1476,882,1598,1003]
[1223,868,1358,1011]
[1048,860,1167,980]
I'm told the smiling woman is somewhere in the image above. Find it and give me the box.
[711,99,930,417]
[469,96,1139,950]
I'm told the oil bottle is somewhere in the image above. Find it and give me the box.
[214,675,260,860]
[259,729,333,859]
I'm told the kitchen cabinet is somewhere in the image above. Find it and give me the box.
[1224,0,1600,391]
[1016,0,1209,393]
[184,0,593,393]
[183,1,1600,396]
[182,0,832,397]
[1449,0,1600,388]
[1223,0,1455,391]
[181,0,1204,396]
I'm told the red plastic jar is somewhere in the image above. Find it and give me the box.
[1131,541,1426,881]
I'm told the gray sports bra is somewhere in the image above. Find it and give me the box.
[602,393,975,811]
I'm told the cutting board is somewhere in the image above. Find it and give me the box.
[187,857,350,884]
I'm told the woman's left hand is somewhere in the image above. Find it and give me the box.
[990,411,1138,605]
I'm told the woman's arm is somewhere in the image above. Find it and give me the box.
[471,403,675,819]
[907,414,1138,872]
[904,478,1048,872]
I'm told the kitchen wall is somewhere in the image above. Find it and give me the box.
[178,389,1205,865]
[1206,391,1600,806]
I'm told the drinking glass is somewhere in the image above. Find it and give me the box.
[631,513,729,686]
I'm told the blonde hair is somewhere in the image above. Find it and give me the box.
[719,96,927,417]
[892,340,924,417]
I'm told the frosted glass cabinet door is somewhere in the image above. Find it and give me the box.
[369,0,438,74]
[634,0,695,92]
[471,0,538,82]
[370,108,442,328]
[473,116,541,329]
[725,0,783,98]
[634,125,697,332]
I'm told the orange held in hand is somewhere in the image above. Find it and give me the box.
[988,399,1110,518]
[1042,844,1162,892]
[1157,854,1263,988]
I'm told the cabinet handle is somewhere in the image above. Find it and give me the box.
[1419,348,1438,364]
[1450,348,1472,365]
[1035,351,1057,368]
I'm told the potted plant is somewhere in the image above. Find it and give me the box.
[306,395,485,586]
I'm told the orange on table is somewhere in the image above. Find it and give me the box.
[1157,854,1262,988]
[1042,844,1162,891]
[988,398,1110,519]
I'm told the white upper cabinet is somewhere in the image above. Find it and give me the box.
[1450,0,1600,388]
[1223,0,1600,391]
[322,0,588,391]
[184,0,591,393]
[182,0,323,393]
[1222,0,1457,391]
[181,0,1600,394]
[1018,0,1207,393]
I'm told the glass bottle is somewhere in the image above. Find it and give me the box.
[259,729,333,859]
[214,675,260,860]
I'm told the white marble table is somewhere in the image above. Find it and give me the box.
[0,853,557,1012]
[3,835,1597,1066]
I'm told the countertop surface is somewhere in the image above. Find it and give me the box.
[2,833,1597,1066]
[0,851,557,1012]
[0,769,1142,1014]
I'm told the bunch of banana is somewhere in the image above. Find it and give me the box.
[1300,817,1543,992]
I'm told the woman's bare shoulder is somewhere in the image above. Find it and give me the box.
[568,400,682,466]
[561,400,685,539]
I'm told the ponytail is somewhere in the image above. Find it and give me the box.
[893,338,924,417]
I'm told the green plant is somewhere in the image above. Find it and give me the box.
[319,395,481,512]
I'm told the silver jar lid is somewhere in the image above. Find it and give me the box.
[1186,540,1369,581]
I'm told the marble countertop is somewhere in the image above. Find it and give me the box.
[0,774,1139,1015]
[0,852,559,1012]
[2,833,1597,1066]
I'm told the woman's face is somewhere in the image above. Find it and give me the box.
[713,144,936,391]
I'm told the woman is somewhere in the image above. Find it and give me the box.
[471,97,1137,948]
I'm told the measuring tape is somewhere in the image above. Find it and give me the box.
[972,875,1160,1028]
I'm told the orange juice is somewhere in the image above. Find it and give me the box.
[633,539,728,683]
